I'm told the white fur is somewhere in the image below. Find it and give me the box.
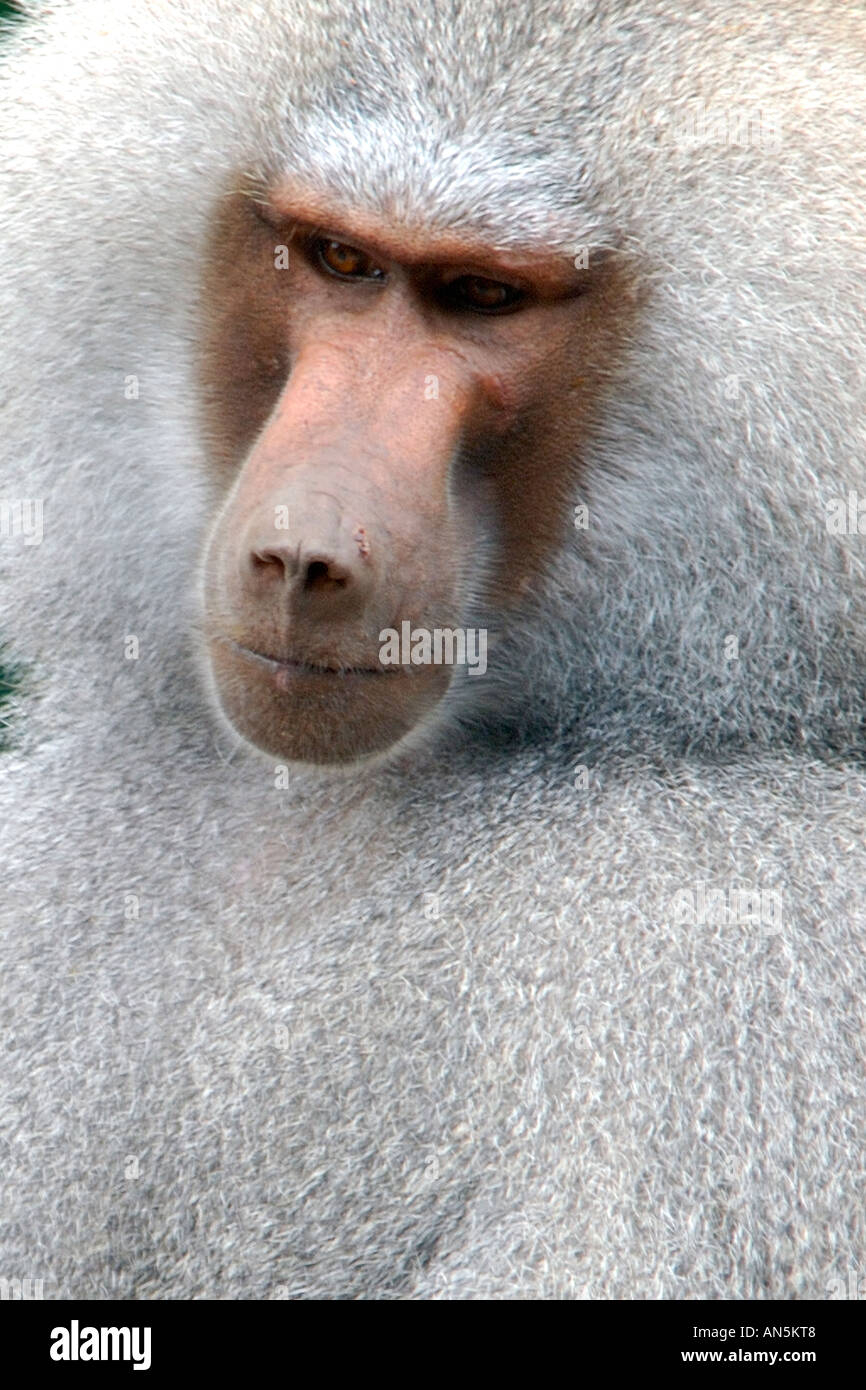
[1,0,865,1298]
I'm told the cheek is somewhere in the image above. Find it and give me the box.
[198,303,290,475]
[197,198,295,473]
[472,284,635,602]
[462,361,588,601]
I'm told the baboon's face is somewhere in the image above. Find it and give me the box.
[198,181,614,763]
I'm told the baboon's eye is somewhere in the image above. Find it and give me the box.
[314,238,386,281]
[444,275,525,314]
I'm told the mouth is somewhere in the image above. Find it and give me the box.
[225,638,397,681]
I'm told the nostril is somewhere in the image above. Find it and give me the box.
[251,549,280,571]
[304,558,348,590]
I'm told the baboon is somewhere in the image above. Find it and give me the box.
[1,0,865,1299]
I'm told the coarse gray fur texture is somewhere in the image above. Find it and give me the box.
[0,0,865,1299]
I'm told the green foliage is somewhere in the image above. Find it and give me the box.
[0,654,20,749]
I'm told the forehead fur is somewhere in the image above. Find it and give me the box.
[255,0,613,251]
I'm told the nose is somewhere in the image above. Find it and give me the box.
[246,522,374,616]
